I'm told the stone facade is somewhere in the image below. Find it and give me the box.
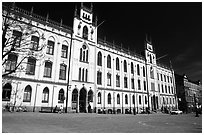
[2,3,178,113]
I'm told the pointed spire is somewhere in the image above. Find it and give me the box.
[30,7,33,15]
[91,3,93,11]
[74,4,77,17]
[60,19,63,27]
[81,2,83,8]
[95,15,98,26]
[46,13,49,22]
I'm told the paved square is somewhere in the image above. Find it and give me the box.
[2,112,202,133]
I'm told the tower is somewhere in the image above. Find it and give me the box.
[73,3,97,43]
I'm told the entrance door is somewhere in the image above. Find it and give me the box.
[79,88,87,113]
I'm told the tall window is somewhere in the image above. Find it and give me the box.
[44,61,52,78]
[82,26,88,39]
[139,95,141,105]
[171,87,174,94]
[107,73,111,86]
[31,36,39,50]
[117,94,120,104]
[5,54,18,72]
[107,55,111,68]
[138,79,141,90]
[46,40,54,55]
[160,74,163,81]
[143,66,145,77]
[124,77,128,88]
[2,83,12,101]
[116,57,120,70]
[158,84,160,92]
[61,45,68,58]
[168,86,171,93]
[157,73,159,80]
[78,68,81,81]
[151,82,155,91]
[97,71,102,85]
[132,95,135,104]
[131,62,134,74]
[125,94,128,104]
[23,85,32,102]
[131,78,135,89]
[12,30,22,47]
[165,85,167,93]
[143,81,146,91]
[79,44,88,62]
[124,60,127,72]
[58,89,64,103]
[162,84,164,93]
[59,64,67,80]
[150,67,154,79]
[108,93,111,104]
[85,69,88,82]
[137,64,140,75]
[145,96,147,104]
[82,68,84,81]
[97,51,102,66]
[116,75,120,87]
[164,75,166,82]
[42,87,49,103]
[98,92,101,104]
[26,57,36,75]
[167,76,169,83]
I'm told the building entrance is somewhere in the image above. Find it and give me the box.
[79,88,87,113]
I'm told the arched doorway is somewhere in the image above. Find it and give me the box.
[79,88,87,113]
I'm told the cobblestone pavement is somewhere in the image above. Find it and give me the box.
[2,112,202,133]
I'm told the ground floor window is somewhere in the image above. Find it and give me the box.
[2,83,12,101]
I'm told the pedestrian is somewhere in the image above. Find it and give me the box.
[59,105,63,114]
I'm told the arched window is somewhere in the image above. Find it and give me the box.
[42,87,49,103]
[97,51,102,66]
[72,89,78,102]
[5,54,18,72]
[79,44,88,62]
[108,93,111,104]
[116,57,119,70]
[143,66,145,77]
[44,61,52,78]
[124,60,127,72]
[117,94,120,104]
[12,30,22,47]
[59,64,67,80]
[125,94,128,104]
[131,62,134,74]
[58,89,64,103]
[132,95,135,104]
[31,35,39,51]
[82,26,88,39]
[88,90,93,102]
[82,68,85,81]
[23,85,32,102]
[61,45,68,58]
[2,83,12,101]
[150,55,152,63]
[98,92,101,104]
[137,64,140,75]
[107,55,111,68]
[46,40,55,55]
[139,95,142,105]
[26,57,36,75]
[97,71,102,85]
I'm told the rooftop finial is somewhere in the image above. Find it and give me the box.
[74,4,77,17]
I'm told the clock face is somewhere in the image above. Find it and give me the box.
[82,44,86,49]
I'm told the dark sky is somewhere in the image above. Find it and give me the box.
[14,2,202,82]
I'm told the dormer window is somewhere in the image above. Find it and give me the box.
[82,26,88,40]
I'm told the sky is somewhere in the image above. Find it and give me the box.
[11,2,202,82]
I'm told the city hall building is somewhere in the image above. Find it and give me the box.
[2,3,178,114]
